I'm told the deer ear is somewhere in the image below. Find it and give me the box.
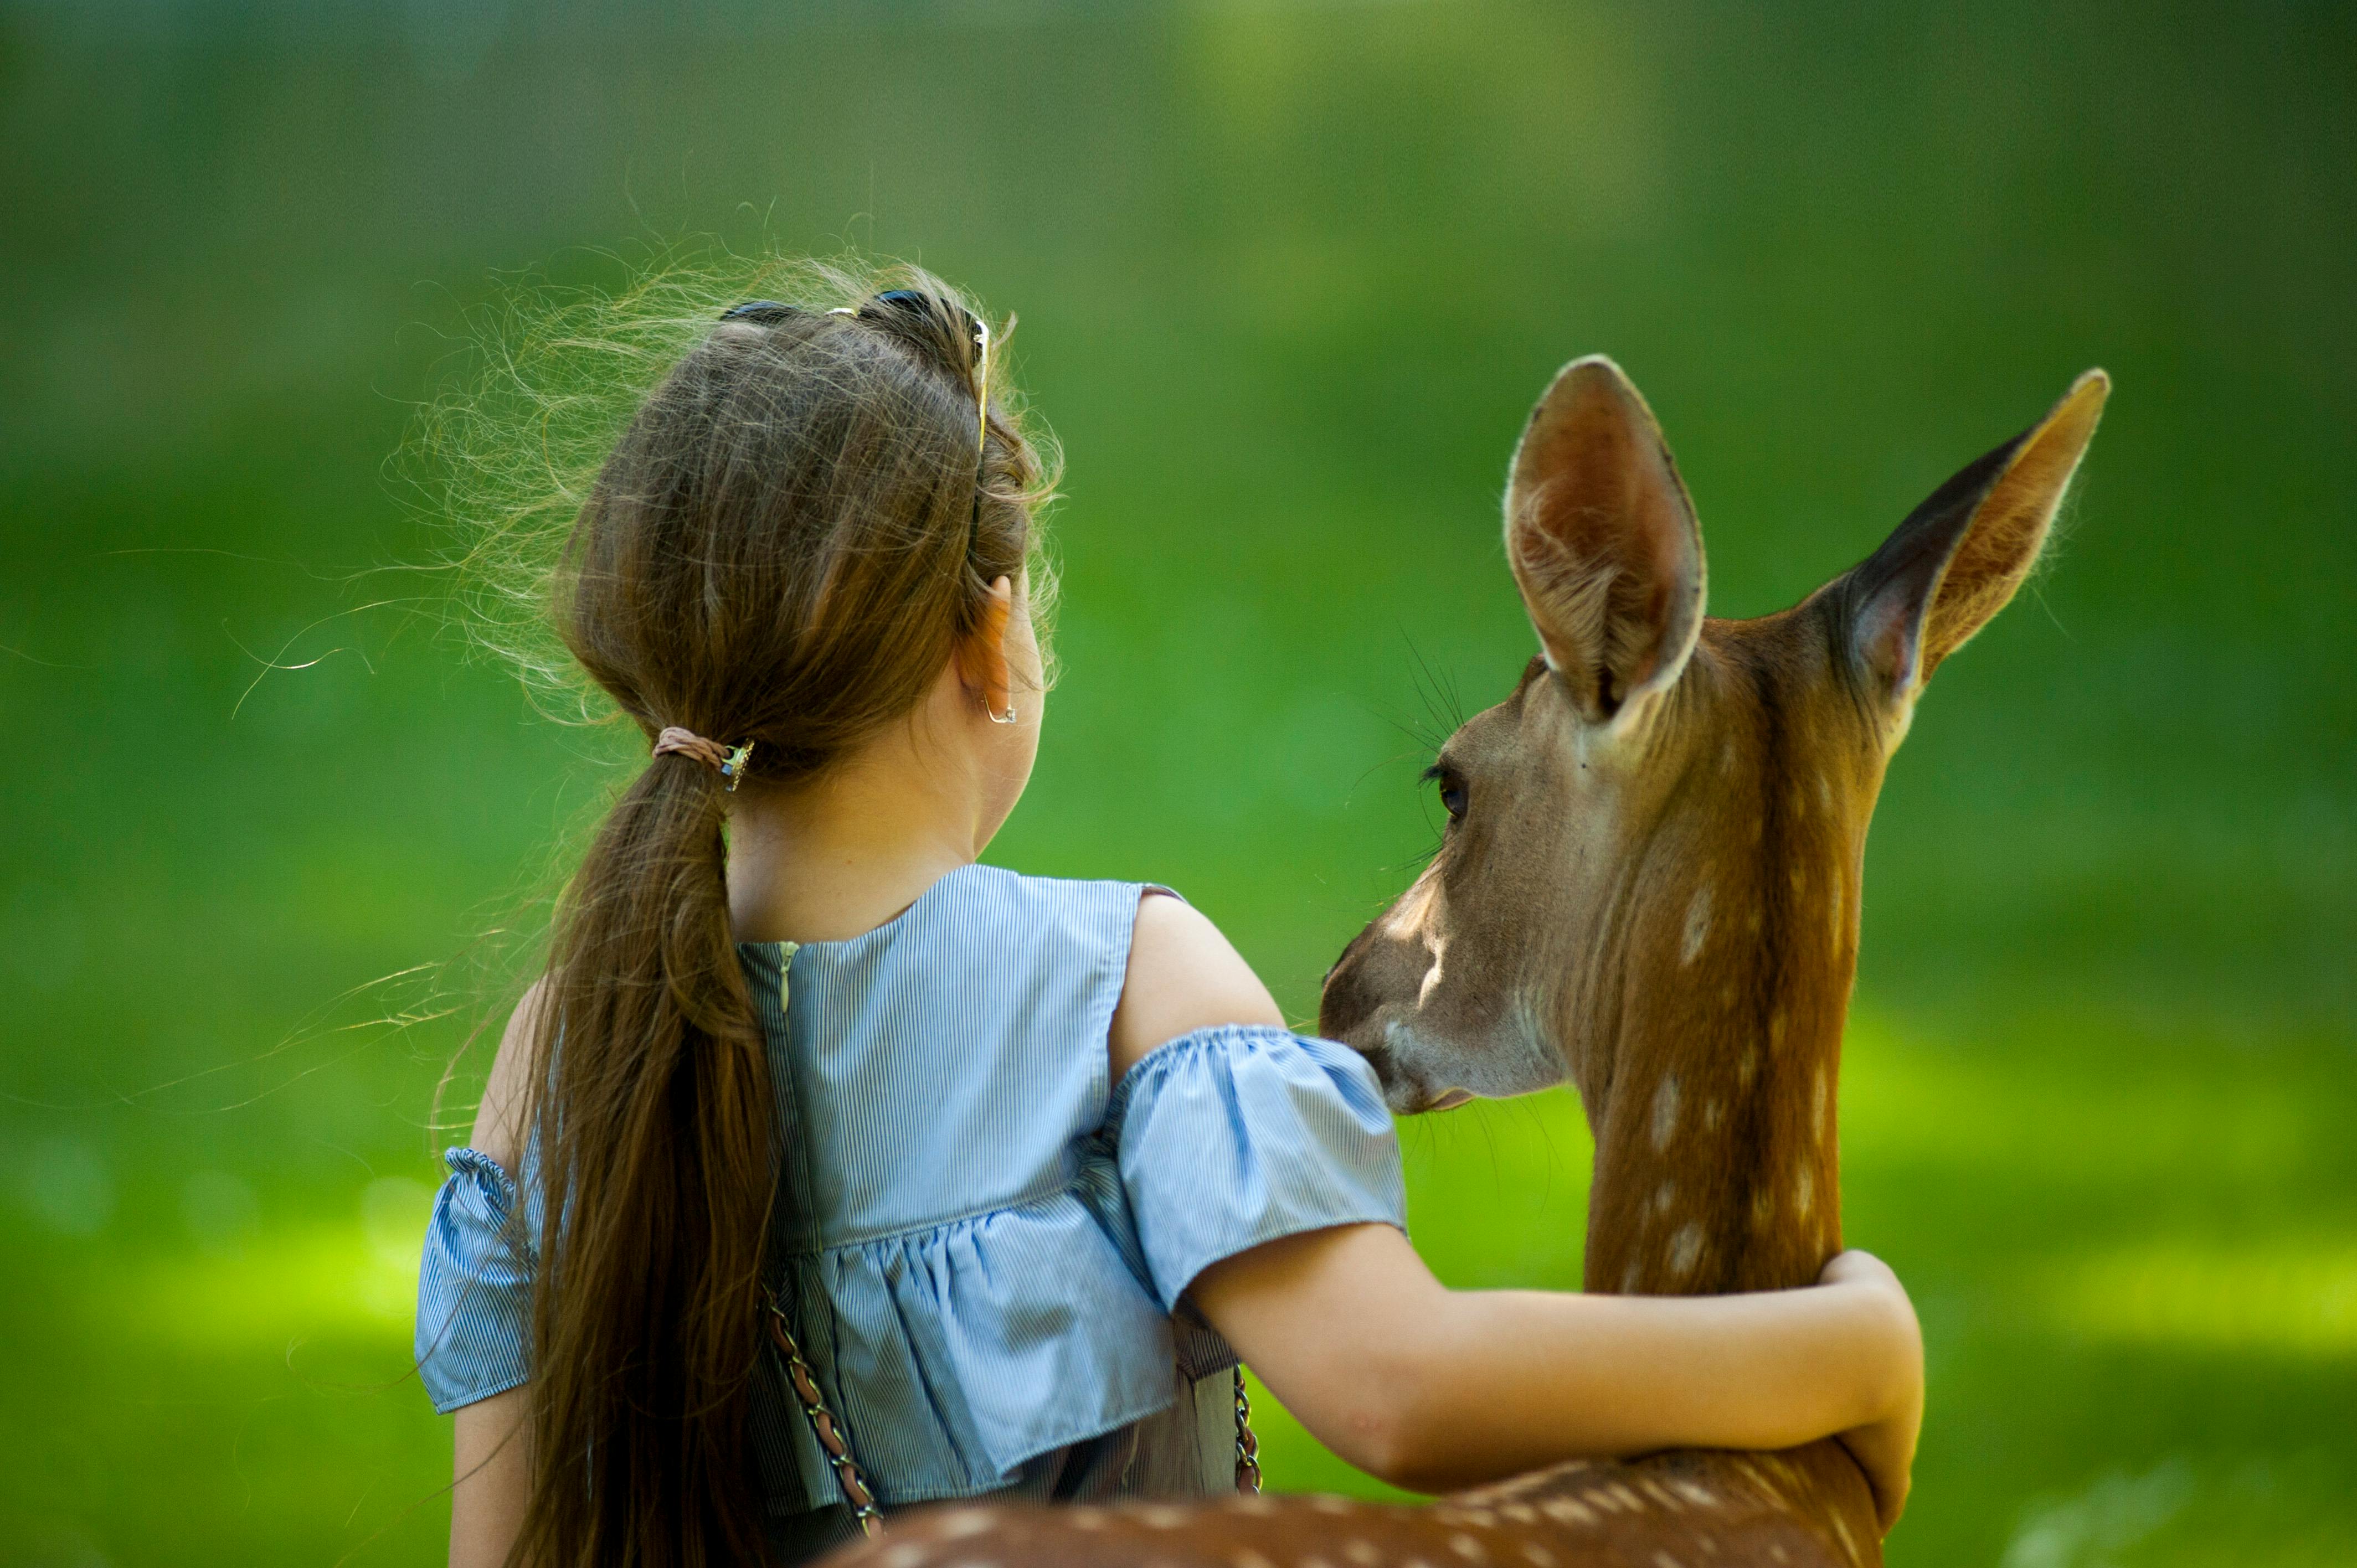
[1505,356,1707,726]
[1846,369,2110,703]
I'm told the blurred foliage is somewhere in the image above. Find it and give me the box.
[0,2,2350,1565]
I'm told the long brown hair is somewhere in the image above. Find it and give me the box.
[490,264,1053,1565]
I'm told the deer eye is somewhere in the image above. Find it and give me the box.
[1424,764,1469,824]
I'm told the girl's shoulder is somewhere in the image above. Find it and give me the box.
[1109,887,1286,1085]
[471,975,553,1175]
[921,863,1286,1079]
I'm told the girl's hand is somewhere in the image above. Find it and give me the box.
[1817,1249,1924,1534]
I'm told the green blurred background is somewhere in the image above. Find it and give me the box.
[2,2,2351,1564]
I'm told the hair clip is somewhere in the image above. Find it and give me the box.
[720,741,755,791]
[857,290,991,453]
[719,301,796,323]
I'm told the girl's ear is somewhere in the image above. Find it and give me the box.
[957,575,1017,719]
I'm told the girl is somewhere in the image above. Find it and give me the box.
[415,269,1922,1568]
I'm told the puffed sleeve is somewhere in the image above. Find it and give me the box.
[1103,1024,1407,1311]
[414,1147,536,1413]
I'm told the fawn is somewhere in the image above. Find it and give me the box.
[838,356,2109,1568]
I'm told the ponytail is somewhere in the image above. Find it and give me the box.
[516,750,775,1567]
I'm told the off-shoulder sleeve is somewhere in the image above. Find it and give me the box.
[414,1147,536,1414]
[1103,1024,1406,1311]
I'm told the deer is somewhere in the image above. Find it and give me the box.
[825,355,2110,1568]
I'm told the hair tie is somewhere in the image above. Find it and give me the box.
[652,727,755,792]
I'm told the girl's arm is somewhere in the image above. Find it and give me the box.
[1109,895,1923,1528]
[1191,1224,1921,1524]
[452,1388,531,1568]
[446,987,544,1568]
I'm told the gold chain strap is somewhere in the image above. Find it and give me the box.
[766,1286,1265,1526]
[1233,1365,1263,1493]
[764,1289,884,1539]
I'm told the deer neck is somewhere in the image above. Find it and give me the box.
[1570,754,1864,1298]
[1579,1000,1848,1297]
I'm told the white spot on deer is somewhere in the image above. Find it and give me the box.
[1704,1097,1723,1132]
[1794,1165,1815,1222]
[1819,773,1834,811]
[1768,1009,1787,1049]
[1067,1508,1108,1530]
[1650,1077,1681,1151]
[1720,740,1737,776]
[1418,933,1449,1005]
[1829,1506,1859,1560]
[1810,1068,1827,1136]
[882,1545,931,1568]
[1310,1496,1356,1515]
[1619,1260,1641,1294]
[1521,1545,1556,1567]
[1345,1540,1382,1566]
[934,1511,997,1540]
[1750,1188,1776,1232]
[1608,1483,1645,1512]
[1655,1555,1686,1568]
[1542,1499,1597,1526]
[1826,874,1845,945]
[1680,887,1712,965]
[1301,1555,1336,1568]
[1448,1535,1486,1562]
[1769,1547,1790,1565]
[1228,1495,1279,1517]
[1672,1481,1719,1508]
[1738,1044,1759,1087]
[1501,1504,1538,1524]
[1641,1479,1681,1510]
[1653,1181,1676,1215]
[1668,1223,1704,1278]
[1231,1552,1277,1568]
[1136,1505,1187,1529]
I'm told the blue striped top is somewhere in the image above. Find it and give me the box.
[414,864,1406,1524]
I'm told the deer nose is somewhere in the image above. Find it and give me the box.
[1317,926,1377,1043]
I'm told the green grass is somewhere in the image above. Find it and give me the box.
[2,1,2352,1564]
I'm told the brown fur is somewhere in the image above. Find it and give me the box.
[819,362,2105,1568]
